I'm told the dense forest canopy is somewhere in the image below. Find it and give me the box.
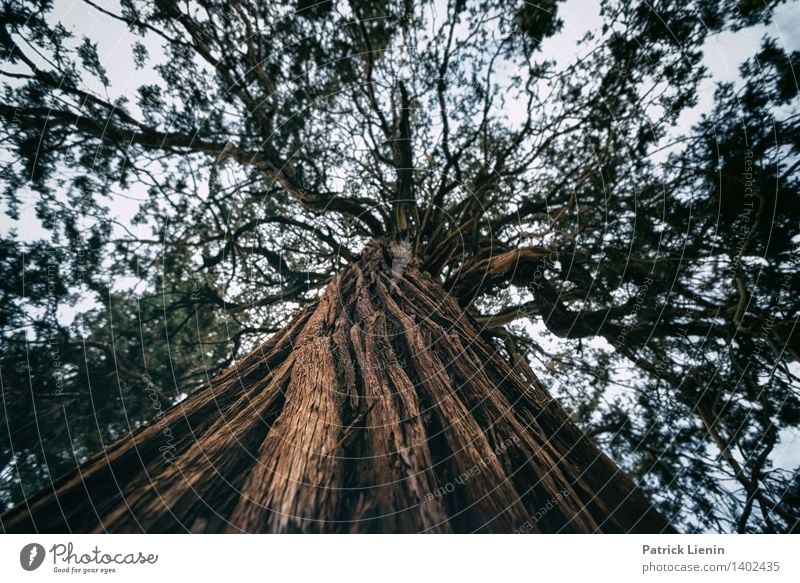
[0,0,798,532]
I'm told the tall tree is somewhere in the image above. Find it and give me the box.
[0,0,797,532]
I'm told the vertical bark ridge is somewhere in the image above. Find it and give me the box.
[226,292,347,532]
[382,266,583,530]
[375,277,530,532]
[2,239,674,533]
[344,263,451,532]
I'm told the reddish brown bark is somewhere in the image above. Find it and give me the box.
[2,240,673,533]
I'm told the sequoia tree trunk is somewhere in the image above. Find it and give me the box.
[2,240,673,533]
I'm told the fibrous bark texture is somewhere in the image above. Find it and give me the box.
[2,240,673,533]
